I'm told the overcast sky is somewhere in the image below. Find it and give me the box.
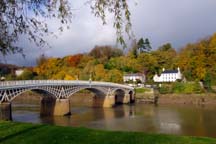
[2,0,216,66]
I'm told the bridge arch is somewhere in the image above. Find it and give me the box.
[3,87,58,103]
[113,89,125,104]
[128,90,135,103]
[67,87,107,98]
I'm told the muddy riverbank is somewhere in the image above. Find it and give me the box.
[136,91,216,105]
[157,93,216,105]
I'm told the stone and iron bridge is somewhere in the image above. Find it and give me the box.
[0,80,135,120]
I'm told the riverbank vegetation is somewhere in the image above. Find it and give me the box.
[2,33,216,90]
[135,87,152,93]
[0,121,216,144]
[158,81,205,94]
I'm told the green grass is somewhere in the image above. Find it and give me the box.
[158,82,204,94]
[0,121,216,144]
[135,88,151,93]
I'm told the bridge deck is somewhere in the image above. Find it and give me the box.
[0,80,133,90]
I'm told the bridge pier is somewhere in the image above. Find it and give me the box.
[129,92,136,103]
[115,92,135,105]
[103,96,115,108]
[54,99,71,116]
[0,102,12,120]
[123,94,130,104]
[40,97,71,116]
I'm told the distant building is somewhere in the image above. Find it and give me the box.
[123,73,146,83]
[15,69,24,76]
[0,77,5,81]
[153,67,182,82]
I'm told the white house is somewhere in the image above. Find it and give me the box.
[0,77,5,81]
[153,67,182,82]
[123,73,146,83]
[15,69,24,76]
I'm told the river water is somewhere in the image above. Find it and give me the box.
[11,102,216,138]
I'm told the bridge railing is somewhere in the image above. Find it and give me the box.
[0,80,133,90]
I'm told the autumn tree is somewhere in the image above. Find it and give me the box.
[36,54,48,66]
[106,69,123,83]
[17,69,35,80]
[106,56,140,73]
[137,53,158,82]
[34,57,65,79]
[80,59,96,80]
[77,54,94,69]
[129,39,138,58]
[152,43,177,71]
[0,0,132,56]
[93,64,107,81]
[89,45,123,62]
[177,33,216,84]
[67,54,83,67]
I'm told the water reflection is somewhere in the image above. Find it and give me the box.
[11,103,216,138]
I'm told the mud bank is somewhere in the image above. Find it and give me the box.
[157,93,216,105]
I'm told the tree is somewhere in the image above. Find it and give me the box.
[129,39,138,58]
[137,38,152,53]
[0,1,72,55]
[128,38,151,58]
[152,43,177,70]
[137,53,158,82]
[36,54,48,66]
[93,64,106,81]
[89,45,123,62]
[106,69,123,83]
[203,72,212,92]
[0,0,132,56]
[17,69,35,80]
[158,43,172,51]
[176,33,216,82]
[67,54,83,67]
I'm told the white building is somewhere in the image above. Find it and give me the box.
[153,67,182,82]
[123,73,145,83]
[0,77,5,81]
[15,69,24,76]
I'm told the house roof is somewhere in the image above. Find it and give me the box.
[162,70,178,74]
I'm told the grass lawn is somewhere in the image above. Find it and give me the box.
[0,121,216,144]
[135,88,151,93]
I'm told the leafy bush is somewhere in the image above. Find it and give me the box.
[159,85,171,94]
[159,82,204,94]
[135,88,151,93]
[193,81,203,94]
[171,82,185,94]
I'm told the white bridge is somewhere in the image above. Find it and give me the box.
[0,80,134,103]
[0,80,135,120]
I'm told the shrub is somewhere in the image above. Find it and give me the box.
[171,82,184,94]
[158,82,204,94]
[183,83,194,94]
[193,81,203,94]
[135,88,151,93]
[159,85,170,94]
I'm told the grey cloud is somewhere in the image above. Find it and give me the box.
[131,0,216,49]
[4,0,216,66]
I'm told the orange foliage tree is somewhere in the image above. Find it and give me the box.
[67,54,83,67]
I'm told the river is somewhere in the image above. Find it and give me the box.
[11,100,216,138]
